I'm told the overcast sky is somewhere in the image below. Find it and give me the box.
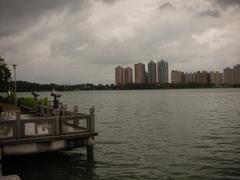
[0,0,240,84]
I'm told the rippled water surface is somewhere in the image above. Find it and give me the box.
[2,89,240,180]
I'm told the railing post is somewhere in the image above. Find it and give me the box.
[73,106,78,112]
[73,106,79,125]
[53,109,61,135]
[55,117,61,135]
[62,104,67,116]
[89,106,95,132]
[16,112,22,139]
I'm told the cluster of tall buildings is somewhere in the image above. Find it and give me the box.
[223,65,240,85]
[115,59,169,85]
[115,66,133,85]
[116,59,240,87]
[171,64,240,86]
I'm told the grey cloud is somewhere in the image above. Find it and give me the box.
[0,0,88,37]
[101,0,119,4]
[0,0,239,84]
[198,9,221,18]
[158,2,174,10]
[213,0,240,8]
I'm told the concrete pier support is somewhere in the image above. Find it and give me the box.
[0,148,3,176]
[87,106,95,160]
[15,112,22,139]
[0,165,2,177]
[0,147,2,161]
[0,148,2,176]
[87,146,94,160]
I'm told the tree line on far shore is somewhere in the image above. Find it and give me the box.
[1,80,237,93]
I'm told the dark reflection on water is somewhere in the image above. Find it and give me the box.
[2,89,240,180]
[2,152,98,180]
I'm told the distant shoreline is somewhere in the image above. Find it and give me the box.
[0,80,239,93]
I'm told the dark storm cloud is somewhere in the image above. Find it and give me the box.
[101,0,119,4]
[0,0,87,37]
[213,0,240,8]
[158,2,174,10]
[198,9,221,18]
[0,0,239,84]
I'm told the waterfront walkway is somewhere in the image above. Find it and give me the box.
[0,103,19,113]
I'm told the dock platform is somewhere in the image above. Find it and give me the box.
[0,104,98,160]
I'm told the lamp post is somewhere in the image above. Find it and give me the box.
[12,64,17,107]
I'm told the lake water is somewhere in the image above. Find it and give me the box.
[2,89,240,180]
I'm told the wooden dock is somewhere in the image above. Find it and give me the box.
[0,104,98,160]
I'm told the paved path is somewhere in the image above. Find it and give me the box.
[0,103,19,113]
[0,175,21,180]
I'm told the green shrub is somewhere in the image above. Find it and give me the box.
[38,97,48,105]
[19,97,48,108]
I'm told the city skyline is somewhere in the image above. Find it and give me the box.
[115,60,240,86]
[0,0,240,84]
[171,64,240,86]
[116,59,169,85]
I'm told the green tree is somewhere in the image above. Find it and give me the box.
[0,56,11,92]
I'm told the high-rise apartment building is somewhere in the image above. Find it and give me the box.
[185,72,197,83]
[209,71,223,86]
[147,60,156,84]
[234,64,240,85]
[115,66,125,86]
[124,67,133,84]
[171,70,184,84]
[157,60,168,84]
[209,71,215,84]
[134,63,147,84]
[223,67,234,85]
[196,71,209,85]
[217,72,223,85]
